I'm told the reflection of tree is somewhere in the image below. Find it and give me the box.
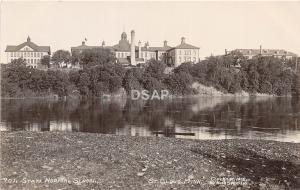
[1,97,299,137]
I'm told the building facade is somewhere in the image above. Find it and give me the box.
[5,36,51,68]
[167,37,200,67]
[70,30,200,67]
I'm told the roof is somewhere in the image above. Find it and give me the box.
[233,49,298,57]
[112,39,131,52]
[140,46,172,52]
[71,44,100,51]
[169,43,199,50]
[5,41,50,52]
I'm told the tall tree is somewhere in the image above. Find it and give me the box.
[51,50,71,67]
[41,55,50,68]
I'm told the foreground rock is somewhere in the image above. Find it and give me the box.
[0,132,299,190]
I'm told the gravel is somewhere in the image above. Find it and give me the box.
[1,131,299,190]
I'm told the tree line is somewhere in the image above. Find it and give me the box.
[1,49,299,97]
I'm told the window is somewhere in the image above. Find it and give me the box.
[34,52,36,57]
[179,50,181,55]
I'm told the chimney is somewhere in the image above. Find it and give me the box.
[144,42,149,62]
[164,40,168,47]
[138,41,142,58]
[82,41,86,46]
[130,30,136,65]
[181,37,186,44]
[225,49,227,55]
[102,40,105,47]
[260,45,262,54]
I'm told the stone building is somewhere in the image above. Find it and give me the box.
[5,36,51,68]
[167,37,200,67]
[227,45,297,60]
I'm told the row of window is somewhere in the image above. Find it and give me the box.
[141,52,156,59]
[10,58,40,64]
[178,57,197,63]
[116,52,156,59]
[179,50,197,56]
[10,51,44,58]
[116,52,130,58]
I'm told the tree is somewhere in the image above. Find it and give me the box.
[41,55,50,68]
[144,59,166,82]
[79,48,116,68]
[165,71,194,95]
[51,50,71,67]
[122,69,143,93]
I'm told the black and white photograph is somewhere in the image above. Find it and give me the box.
[0,1,300,189]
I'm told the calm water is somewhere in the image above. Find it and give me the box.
[1,97,300,142]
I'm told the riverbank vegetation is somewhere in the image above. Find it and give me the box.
[1,49,299,97]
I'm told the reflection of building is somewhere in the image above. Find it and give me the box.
[116,124,152,136]
[226,45,297,60]
[71,30,200,67]
[25,123,42,132]
[5,36,51,67]
[50,121,80,132]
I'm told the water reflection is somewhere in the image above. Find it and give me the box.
[1,97,300,142]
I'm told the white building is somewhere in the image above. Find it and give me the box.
[5,36,51,68]
[167,37,200,67]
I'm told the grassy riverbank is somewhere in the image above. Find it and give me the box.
[1,132,299,190]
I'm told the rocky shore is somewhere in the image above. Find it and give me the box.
[1,132,299,190]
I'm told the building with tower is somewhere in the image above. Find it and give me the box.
[5,36,51,68]
[71,30,200,67]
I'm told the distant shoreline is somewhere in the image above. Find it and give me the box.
[0,94,286,100]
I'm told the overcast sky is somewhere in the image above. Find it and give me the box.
[1,1,300,62]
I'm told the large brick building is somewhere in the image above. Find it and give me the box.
[5,36,51,68]
[71,30,200,67]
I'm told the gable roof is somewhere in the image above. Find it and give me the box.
[71,44,100,51]
[140,46,173,52]
[5,41,50,52]
[170,43,199,50]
